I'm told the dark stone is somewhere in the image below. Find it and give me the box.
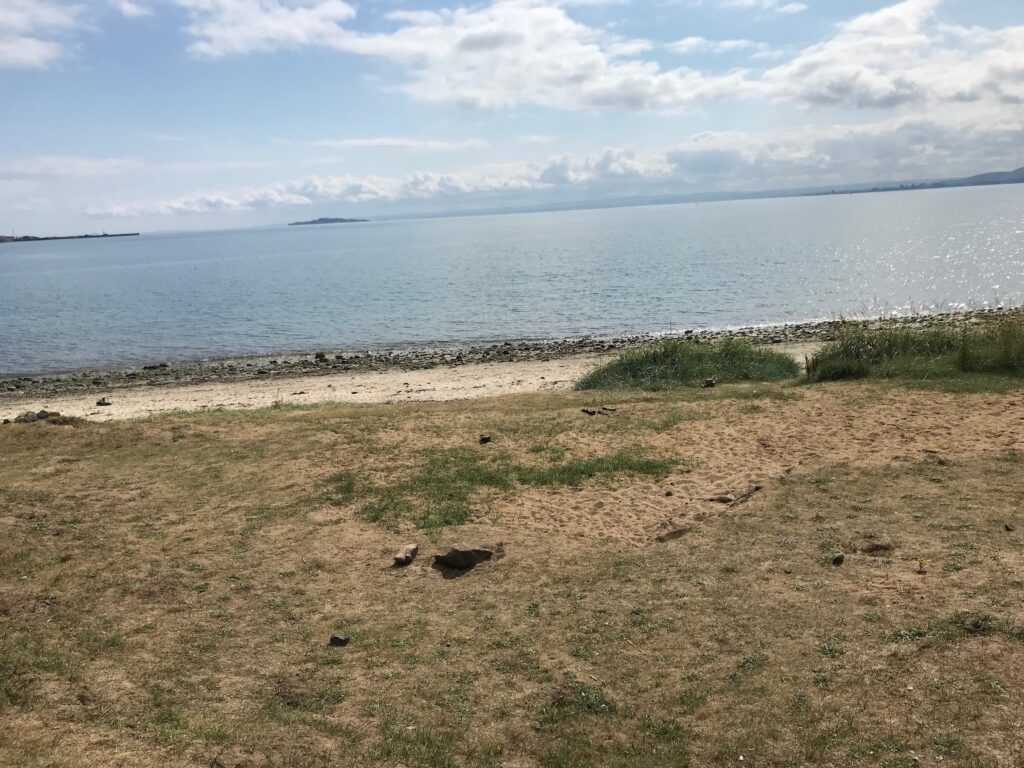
[1006,523,1016,532]
[96,397,112,407]
[664,490,674,497]
[36,410,50,420]
[328,635,350,647]
[581,408,597,416]
[314,352,327,361]
[832,553,845,566]
[2,419,9,425]
[14,411,39,423]
[434,543,494,570]
[701,379,717,388]
[479,433,492,445]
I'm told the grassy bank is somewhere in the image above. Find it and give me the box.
[2,382,1023,767]
[576,338,799,390]
[805,318,1024,384]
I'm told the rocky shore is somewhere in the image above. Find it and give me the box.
[2,307,1019,400]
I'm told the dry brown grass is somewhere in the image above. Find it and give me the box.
[1,383,1023,767]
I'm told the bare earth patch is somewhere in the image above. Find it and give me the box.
[1,381,1022,767]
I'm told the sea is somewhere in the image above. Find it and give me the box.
[2,184,1022,375]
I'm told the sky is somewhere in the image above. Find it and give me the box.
[1,0,1022,234]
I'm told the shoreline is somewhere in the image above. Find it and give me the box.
[2,307,1020,403]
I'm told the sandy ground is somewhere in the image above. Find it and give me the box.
[0,354,611,422]
[0,342,822,422]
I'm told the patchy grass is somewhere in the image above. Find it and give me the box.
[576,337,799,390]
[806,317,1024,386]
[1,385,1023,767]
[328,447,678,529]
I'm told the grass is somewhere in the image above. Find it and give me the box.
[1,383,1023,766]
[328,447,678,529]
[806,317,1024,385]
[576,337,800,390]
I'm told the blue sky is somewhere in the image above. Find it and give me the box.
[1,0,1022,234]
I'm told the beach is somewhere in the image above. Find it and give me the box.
[2,309,1015,422]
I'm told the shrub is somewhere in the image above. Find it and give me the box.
[576,338,799,390]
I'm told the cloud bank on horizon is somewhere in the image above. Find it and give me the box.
[0,0,1021,231]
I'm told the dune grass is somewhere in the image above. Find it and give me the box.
[806,318,1024,384]
[575,337,800,390]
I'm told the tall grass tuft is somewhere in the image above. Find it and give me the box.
[806,318,1024,383]
[575,337,799,390]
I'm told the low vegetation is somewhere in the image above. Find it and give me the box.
[1,383,1023,767]
[576,337,800,390]
[806,317,1024,383]
[327,447,677,529]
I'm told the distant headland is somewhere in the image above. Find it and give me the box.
[288,217,369,226]
[0,232,139,245]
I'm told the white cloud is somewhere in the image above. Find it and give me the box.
[0,156,141,180]
[82,110,1024,219]
[670,36,774,55]
[175,0,356,58]
[175,0,754,110]
[715,0,807,14]
[168,0,1024,115]
[112,0,152,17]
[761,0,1024,109]
[307,137,491,151]
[0,0,83,69]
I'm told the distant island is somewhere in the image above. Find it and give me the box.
[288,217,369,226]
[0,232,139,245]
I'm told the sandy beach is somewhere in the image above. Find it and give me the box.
[0,354,608,422]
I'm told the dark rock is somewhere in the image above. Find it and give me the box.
[581,408,597,416]
[35,410,50,420]
[314,352,327,361]
[393,543,419,567]
[14,411,39,423]
[2,419,9,425]
[434,543,494,570]
[701,379,717,388]
[832,553,845,566]
[479,433,492,445]
[664,490,674,497]
[1006,523,1016,532]
[96,397,112,407]
[328,635,350,647]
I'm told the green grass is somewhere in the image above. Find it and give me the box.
[327,447,678,529]
[806,318,1024,384]
[576,338,800,390]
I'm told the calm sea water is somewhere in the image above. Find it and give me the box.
[2,185,1023,375]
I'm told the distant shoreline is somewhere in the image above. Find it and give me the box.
[2,306,1020,399]
[0,232,139,245]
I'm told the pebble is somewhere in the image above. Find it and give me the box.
[1006,523,1016,532]
[328,635,350,647]
[2,307,1020,399]
[832,553,845,566]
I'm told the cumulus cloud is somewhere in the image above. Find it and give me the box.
[167,0,1024,114]
[175,0,356,58]
[82,111,1024,219]
[760,0,1024,109]
[0,0,83,69]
